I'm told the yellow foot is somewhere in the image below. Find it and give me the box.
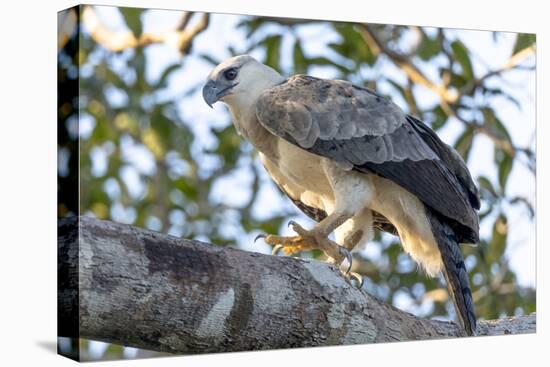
[254,220,353,274]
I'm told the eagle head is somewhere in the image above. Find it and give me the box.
[202,54,284,109]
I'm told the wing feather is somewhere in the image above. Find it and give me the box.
[256,75,479,242]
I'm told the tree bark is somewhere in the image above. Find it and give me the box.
[58,216,536,355]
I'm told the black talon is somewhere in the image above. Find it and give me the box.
[349,272,364,288]
[254,234,266,243]
[272,244,284,255]
[287,220,298,229]
[339,246,353,274]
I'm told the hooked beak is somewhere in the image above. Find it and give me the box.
[202,80,237,108]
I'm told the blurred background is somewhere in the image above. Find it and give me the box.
[58,4,536,360]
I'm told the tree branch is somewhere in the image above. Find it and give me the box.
[358,24,459,106]
[458,44,536,97]
[81,5,210,54]
[58,216,535,355]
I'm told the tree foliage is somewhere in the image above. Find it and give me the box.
[59,7,536,358]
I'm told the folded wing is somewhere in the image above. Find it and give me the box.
[255,75,479,243]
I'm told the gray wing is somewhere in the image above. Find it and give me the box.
[256,75,479,243]
[406,115,480,210]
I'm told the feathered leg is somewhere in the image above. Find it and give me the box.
[256,160,374,274]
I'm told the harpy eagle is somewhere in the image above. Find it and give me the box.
[202,55,479,335]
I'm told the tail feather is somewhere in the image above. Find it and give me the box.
[426,207,477,336]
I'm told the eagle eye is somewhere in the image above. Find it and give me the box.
[224,68,238,81]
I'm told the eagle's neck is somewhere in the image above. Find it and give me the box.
[225,69,285,155]
[228,106,279,158]
[227,72,284,121]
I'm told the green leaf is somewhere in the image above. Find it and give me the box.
[451,40,474,81]
[448,71,467,89]
[305,56,335,66]
[429,105,449,130]
[89,115,116,142]
[478,204,494,221]
[307,56,352,74]
[211,125,242,167]
[155,63,181,88]
[95,63,126,89]
[236,17,264,38]
[120,7,143,38]
[198,53,221,66]
[332,24,376,66]
[478,176,497,198]
[498,152,514,191]
[454,126,475,161]
[489,214,508,263]
[293,40,307,74]
[417,35,441,61]
[263,35,282,71]
[512,33,536,55]
[173,178,198,201]
[482,108,512,142]
[509,197,534,219]
[150,107,174,147]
